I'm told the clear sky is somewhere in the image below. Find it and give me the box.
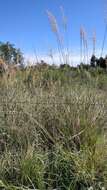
[0,0,106,57]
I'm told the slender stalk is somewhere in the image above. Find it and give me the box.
[80,27,83,63]
[60,6,69,65]
[101,24,107,57]
[82,29,86,64]
[46,10,65,64]
[85,39,89,64]
[92,31,96,55]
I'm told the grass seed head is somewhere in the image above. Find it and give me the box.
[46,10,59,34]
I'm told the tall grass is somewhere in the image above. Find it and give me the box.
[46,9,70,66]
[0,66,107,189]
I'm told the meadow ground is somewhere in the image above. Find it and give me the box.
[0,65,107,190]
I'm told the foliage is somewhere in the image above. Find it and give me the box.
[0,41,23,65]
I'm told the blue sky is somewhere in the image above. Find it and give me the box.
[0,0,106,58]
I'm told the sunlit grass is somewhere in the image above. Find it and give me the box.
[0,66,107,189]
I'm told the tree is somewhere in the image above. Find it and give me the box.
[0,41,24,65]
[90,55,97,67]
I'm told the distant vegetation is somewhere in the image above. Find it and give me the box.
[0,41,23,65]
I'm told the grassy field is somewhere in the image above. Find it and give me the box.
[0,65,107,190]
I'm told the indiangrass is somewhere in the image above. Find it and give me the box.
[46,10,68,65]
[60,6,70,65]
[0,66,107,190]
[82,27,88,64]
